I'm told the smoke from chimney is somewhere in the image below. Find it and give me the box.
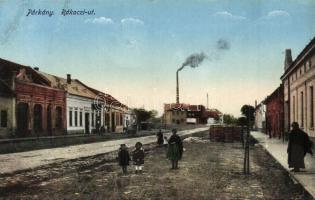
[176,39,231,104]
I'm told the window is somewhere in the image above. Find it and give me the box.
[304,63,307,72]
[1,110,7,128]
[79,111,83,126]
[74,110,78,127]
[301,92,304,127]
[69,110,73,127]
[311,86,314,128]
[120,113,123,126]
[92,112,94,127]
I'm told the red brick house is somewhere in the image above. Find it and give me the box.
[264,84,284,139]
[0,58,67,137]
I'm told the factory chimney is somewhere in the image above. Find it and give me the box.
[284,49,293,71]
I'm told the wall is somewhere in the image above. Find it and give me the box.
[0,96,14,138]
[66,94,104,134]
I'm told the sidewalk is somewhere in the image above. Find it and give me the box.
[251,131,315,198]
[0,127,208,175]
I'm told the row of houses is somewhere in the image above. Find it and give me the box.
[0,58,134,138]
[254,37,315,142]
[163,103,222,125]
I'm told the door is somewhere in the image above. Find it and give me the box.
[85,113,90,134]
[17,103,28,137]
[111,112,115,132]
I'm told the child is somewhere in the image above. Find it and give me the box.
[118,144,130,174]
[132,142,145,174]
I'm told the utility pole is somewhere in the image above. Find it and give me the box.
[243,109,250,175]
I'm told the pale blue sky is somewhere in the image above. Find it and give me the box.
[1,0,315,116]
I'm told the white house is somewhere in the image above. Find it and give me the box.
[40,73,105,134]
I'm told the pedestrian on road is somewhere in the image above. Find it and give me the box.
[287,122,313,172]
[157,129,164,146]
[167,129,183,169]
[118,144,130,174]
[132,142,145,174]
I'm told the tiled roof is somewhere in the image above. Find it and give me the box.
[0,58,50,86]
[39,72,96,99]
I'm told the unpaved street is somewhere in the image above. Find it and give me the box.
[0,132,307,200]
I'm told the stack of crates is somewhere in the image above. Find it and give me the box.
[209,125,223,142]
[233,126,243,142]
[224,126,233,143]
[209,125,244,142]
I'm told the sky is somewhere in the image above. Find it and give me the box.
[0,0,315,117]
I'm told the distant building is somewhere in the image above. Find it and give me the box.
[264,85,284,139]
[281,37,315,140]
[254,102,266,132]
[163,103,221,125]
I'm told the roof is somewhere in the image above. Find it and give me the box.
[0,58,51,86]
[264,84,283,104]
[39,72,97,99]
[281,37,315,80]
[76,80,128,109]
[0,80,14,97]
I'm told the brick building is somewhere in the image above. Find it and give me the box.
[163,103,218,125]
[0,58,67,137]
[264,84,284,139]
[281,37,315,141]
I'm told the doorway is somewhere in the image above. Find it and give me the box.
[47,105,52,135]
[85,113,90,134]
[17,103,28,137]
[34,104,43,134]
[111,112,116,132]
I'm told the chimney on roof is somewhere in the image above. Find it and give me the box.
[33,67,39,71]
[67,74,71,84]
[284,49,292,71]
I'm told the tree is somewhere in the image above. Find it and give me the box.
[223,114,237,125]
[240,104,255,127]
[237,116,247,126]
[133,108,157,130]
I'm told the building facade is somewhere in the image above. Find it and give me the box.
[264,85,284,139]
[0,59,67,137]
[281,38,315,140]
[0,80,15,138]
[254,102,266,132]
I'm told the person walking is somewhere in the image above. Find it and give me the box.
[118,144,130,174]
[287,122,313,172]
[167,129,183,169]
[132,142,145,174]
[157,129,164,146]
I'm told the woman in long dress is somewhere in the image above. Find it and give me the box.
[167,129,183,169]
[287,122,313,172]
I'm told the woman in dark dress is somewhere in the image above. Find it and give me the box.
[287,122,313,172]
[167,129,183,169]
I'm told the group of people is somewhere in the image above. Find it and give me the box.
[117,129,184,174]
